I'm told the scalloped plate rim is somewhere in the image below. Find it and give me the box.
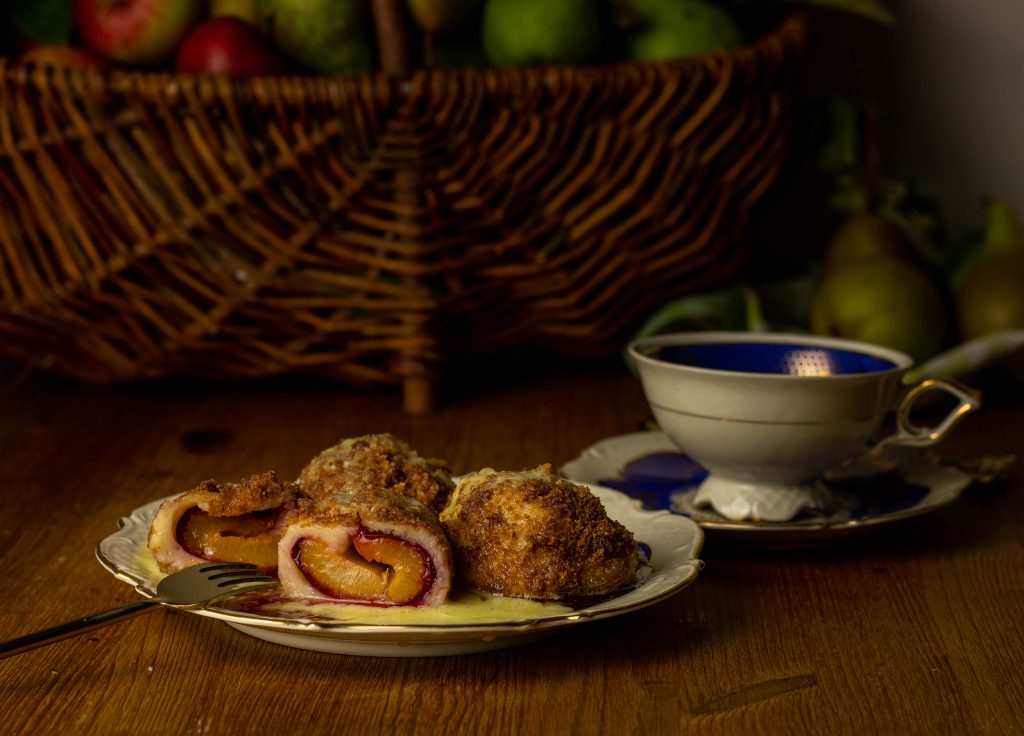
[95,484,704,652]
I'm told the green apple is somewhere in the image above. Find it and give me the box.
[625,0,742,62]
[260,0,373,74]
[482,0,601,67]
[811,259,947,364]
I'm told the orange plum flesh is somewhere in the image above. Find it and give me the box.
[295,530,433,605]
[178,507,283,571]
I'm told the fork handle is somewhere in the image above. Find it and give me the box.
[0,600,161,660]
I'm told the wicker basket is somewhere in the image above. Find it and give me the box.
[0,13,807,413]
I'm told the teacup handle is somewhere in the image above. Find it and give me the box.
[874,378,982,450]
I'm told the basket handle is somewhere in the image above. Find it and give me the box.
[370,0,411,76]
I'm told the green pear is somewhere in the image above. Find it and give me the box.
[482,0,601,67]
[625,0,742,62]
[260,0,373,74]
[979,199,1024,254]
[956,252,1024,340]
[951,199,1024,287]
[810,259,947,364]
[822,212,921,276]
[955,201,1024,340]
[407,0,481,34]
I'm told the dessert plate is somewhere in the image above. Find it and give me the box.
[561,432,974,549]
[96,484,703,657]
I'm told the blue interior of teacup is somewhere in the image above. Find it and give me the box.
[653,342,899,376]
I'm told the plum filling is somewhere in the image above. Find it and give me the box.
[177,506,286,572]
[293,528,435,606]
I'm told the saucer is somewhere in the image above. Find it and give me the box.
[561,432,974,548]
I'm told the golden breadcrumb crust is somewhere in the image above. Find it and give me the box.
[295,480,440,531]
[299,434,454,512]
[439,465,639,600]
[189,471,301,516]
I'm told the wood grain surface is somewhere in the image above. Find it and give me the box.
[1,363,1022,736]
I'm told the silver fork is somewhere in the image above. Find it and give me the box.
[0,562,276,659]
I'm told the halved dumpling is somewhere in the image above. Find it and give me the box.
[148,471,300,574]
[278,484,452,607]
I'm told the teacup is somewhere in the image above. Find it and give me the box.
[627,332,982,522]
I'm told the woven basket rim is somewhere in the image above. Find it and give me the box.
[0,10,810,100]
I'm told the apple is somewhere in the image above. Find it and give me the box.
[73,0,203,67]
[625,0,742,62]
[175,17,286,75]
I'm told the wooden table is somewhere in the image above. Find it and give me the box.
[1,363,1022,735]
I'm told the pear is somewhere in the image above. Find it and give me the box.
[811,212,948,363]
[979,199,1024,252]
[951,199,1024,287]
[624,0,742,63]
[955,200,1024,340]
[482,0,601,68]
[406,0,480,34]
[810,259,947,364]
[260,0,373,74]
[956,253,1024,340]
[821,212,921,275]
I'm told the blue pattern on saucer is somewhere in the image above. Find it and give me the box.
[654,343,897,376]
[599,453,707,511]
[601,451,929,521]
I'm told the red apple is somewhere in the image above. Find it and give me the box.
[175,17,286,76]
[20,45,110,70]
[73,0,203,67]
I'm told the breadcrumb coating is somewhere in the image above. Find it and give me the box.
[190,471,301,516]
[439,465,639,600]
[299,434,455,512]
[294,480,442,531]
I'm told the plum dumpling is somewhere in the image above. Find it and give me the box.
[277,482,453,607]
[299,434,455,513]
[148,471,300,574]
[439,465,639,601]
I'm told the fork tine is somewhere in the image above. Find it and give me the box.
[215,575,275,588]
[197,562,261,574]
[207,569,271,582]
